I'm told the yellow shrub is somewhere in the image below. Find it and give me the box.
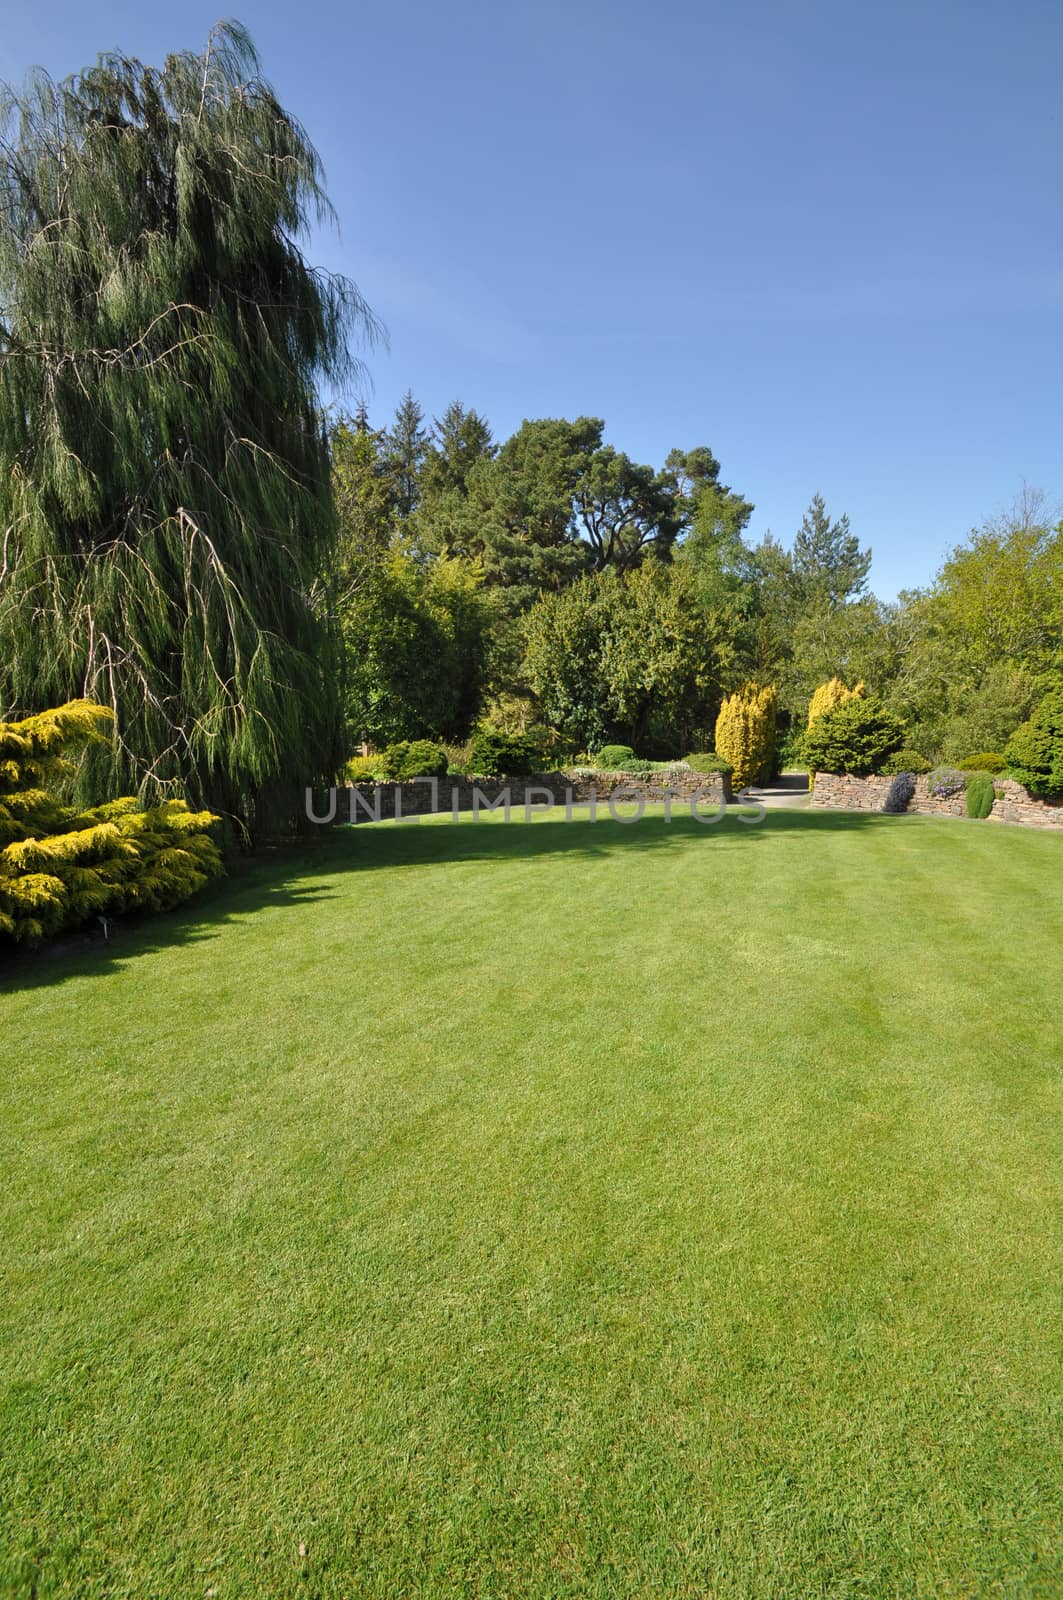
[0,702,222,943]
[807,677,865,728]
[715,683,778,788]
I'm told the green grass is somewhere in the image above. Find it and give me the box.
[1,807,1061,1599]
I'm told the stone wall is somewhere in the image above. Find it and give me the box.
[308,769,733,826]
[811,772,1063,831]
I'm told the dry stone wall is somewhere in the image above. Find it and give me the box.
[811,772,1063,831]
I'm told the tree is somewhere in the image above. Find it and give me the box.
[415,401,497,560]
[385,390,429,523]
[808,677,865,727]
[471,419,598,608]
[471,419,694,608]
[714,684,777,787]
[421,401,496,502]
[920,491,1063,680]
[792,494,871,609]
[340,553,489,747]
[521,564,722,752]
[0,24,376,826]
[329,412,395,579]
[574,439,683,573]
[880,492,1062,761]
[669,446,755,568]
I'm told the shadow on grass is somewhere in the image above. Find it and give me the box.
[0,805,885,993]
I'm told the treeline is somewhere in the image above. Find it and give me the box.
[1,22,1060,841]
[327,395,1063,769]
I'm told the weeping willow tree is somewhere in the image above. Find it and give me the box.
[0,21,377,829]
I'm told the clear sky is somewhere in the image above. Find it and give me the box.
[3,0,1061,597]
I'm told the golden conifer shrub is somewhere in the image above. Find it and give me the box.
[714,683,778,789]
[0,701,222,943]
[807,677,865,728]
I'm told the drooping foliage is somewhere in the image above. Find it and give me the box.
[0,701,220,943]
[0,23,375,824]
[714,683,777,788]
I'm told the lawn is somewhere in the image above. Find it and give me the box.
[1,807,1061,1599]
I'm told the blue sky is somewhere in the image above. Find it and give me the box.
[3,0,1061,597]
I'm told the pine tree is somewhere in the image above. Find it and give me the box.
[415,402,496,559]
[0,23,377,826]
[386,390,430,522]
[792,495,871,609]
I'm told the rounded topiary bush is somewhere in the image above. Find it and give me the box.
[956,752,1006,774]
[377,740,448,781]
[595,744,636,769]
[467,730,544,777]
[878,748,931,776]
[800,696,905,777]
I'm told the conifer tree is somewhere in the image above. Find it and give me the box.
[714,682,778,787]
[0,702,221,943]
[385,391,430,522]
[807,676,866,727]
[792,495,871,609]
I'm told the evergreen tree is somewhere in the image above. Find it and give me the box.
[715,683,778,787]
[385,390,429,522]
[423,401,496,499]
[0,23,376,826]
[416,401,496,559]
[792,494,871,608]
[0,701,221,943]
